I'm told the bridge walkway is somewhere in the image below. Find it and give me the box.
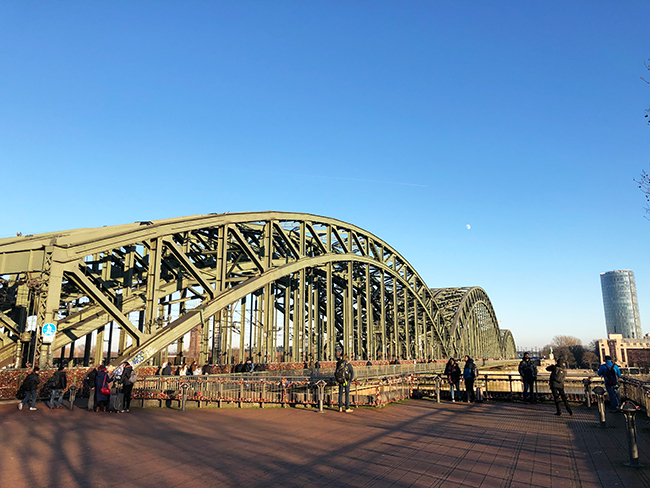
[1,399,648,487]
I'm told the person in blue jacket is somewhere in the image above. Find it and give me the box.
[597,355,621,412]
[462,356,477,403]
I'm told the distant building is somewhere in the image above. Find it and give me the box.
[600,270,642,339]
[598,333,650,368]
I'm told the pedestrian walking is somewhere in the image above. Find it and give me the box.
[335,354,355,412]
[48,365,67,409]
[518,352,537,403]
[119,361,137,412]
[18,366,40,411]
[597,355,621,412]
[444,358,461,402]
[546,359,573,416]
[462,356,477,403]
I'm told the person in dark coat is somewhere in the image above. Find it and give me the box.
[85,366,98,411]
[49,365,67,409]
[444,358,461,402]
[94,365,112,412]
[518,352,538,403]
[546,359,572,416]
[201,362,212,375]
[161,362,173,376]
[119,362,136,412]
[18,366,41,411]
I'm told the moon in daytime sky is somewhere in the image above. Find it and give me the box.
[466,224,471,230]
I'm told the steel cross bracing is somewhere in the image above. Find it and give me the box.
[0,212,517,369]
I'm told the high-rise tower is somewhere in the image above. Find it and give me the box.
[600,270,642,339]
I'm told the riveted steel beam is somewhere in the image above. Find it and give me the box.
[163,237,215,299]
[67,267,144,346]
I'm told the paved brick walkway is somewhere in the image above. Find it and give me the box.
[1,399,649,487]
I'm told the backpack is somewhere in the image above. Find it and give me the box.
[335,361,350,384]
[604,364,618,387]
[45,375,57,389]
[127,369,138,385]
[16,382,26,400]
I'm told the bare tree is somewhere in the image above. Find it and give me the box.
[635,59,650,216]
[550,335,582,348]
[581,351,600,370]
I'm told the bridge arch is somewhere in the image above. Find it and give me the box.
[431,287,514,359]
[0,212,516,368]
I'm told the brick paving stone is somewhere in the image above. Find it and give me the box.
[3,399,650,487]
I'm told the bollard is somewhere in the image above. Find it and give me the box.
[180,383,190,412]
[593,386,606,426]
[68,385,78,411]
[315,380,327,413]
[583,378,592,408]
[435,375,441,404]
[621,401,643,467]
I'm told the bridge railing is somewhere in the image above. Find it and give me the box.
[413,372,607,403]
[131,371,650,410]
[619,376,650,412]
[132,372,416,408]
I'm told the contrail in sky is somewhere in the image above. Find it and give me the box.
[286,173,428,188]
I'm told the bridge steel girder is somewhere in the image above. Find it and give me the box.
[0,212,517,369]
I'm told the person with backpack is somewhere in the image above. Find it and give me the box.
[18,366,41,411]
[335,354,355,413]
[444,358,461,402]
[119,361,137,412]
[546,358,572,416]
[462,356,477,403]
[597,355,621,412]
[518,352,538,404]
[48,364,68,409]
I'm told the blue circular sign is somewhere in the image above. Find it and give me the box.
[42,323,57,343]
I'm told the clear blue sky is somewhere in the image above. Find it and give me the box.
[1,2,649,349]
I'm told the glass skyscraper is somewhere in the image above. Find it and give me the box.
[600,270,642,339]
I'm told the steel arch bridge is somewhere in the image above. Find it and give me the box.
[0,212,517,369]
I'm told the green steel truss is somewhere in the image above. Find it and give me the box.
[0,212,517,369]
[430,287,517,359]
